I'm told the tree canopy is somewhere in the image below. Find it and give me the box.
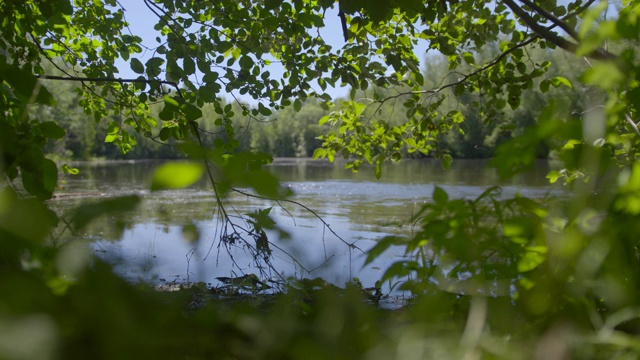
[2,0,640,358]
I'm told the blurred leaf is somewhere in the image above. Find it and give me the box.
[581,62,624,91]
[182,222,200,244]
[62,164,79,175]
[217,153,286,198]
[21,159,57,200]
[0,64,55,105]
[35,121,65,139]
[365,236,404,265]
[381,260,419,283]
[433,186,448,205]
[0,188,58,245]
[517,246,547,272]
[150,162,205,191]
[441,154,453,170]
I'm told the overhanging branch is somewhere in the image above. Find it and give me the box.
[502,0,615,61]
[378,35,539,106]
[517,0,580,40]
[35,74,184,98]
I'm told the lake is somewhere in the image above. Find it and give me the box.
[50,158,563,292]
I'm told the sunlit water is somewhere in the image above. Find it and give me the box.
[51,158,564,292]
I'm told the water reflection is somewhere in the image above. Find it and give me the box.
[52,158,563,290]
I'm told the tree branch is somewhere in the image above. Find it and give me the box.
[502,0,615,60]
[374,0,602,107]
[517,0,580,40]
[230,187,366,255]
[378,35,539,106]
[339,10,349,42]
[34,74,184,98]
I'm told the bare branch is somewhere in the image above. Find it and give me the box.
[230,187,366,255]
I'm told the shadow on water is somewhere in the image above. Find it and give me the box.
[50,158,565,292]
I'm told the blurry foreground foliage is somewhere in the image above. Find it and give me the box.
[2,0,640,359]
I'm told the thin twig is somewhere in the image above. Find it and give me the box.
[230,188,366,254]
[34,74,184,98]
[378,35,539,107]
[625,113,640,137]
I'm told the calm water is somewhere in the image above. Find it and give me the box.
[51,158,563,290]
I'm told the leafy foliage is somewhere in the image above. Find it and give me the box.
[2,0,640,359]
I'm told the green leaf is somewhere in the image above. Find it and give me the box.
[462,52,475,65]
[180,103,203,121]
[159,95,180,120]
[312,148,326,159]
[21,158,58,200]
[0,63,55,105]
[539,79,550,93]
[217,41,233,53]
[441,154,453,170]
[36,121,65,139]
[56,0,73,15]
[546,170,562,184]
[159,127,171,141]
[550,76,572,89]
[164,95,180,108]
[151,162,205,191]
[294,99,302,112]
[197,58,210,73]
[578,1,608,38]
[158,107,176,121]
[130,58,144,74]
[319,115,331,126]
[257,103,272,116]
[580,62,624,91]
[365,236,404,265]
[182,222,200,244]
[381,261,419,283]
[183,56,195,75]
[145,57,165,77]
[0,188,59,245]
[433,186,448,205]
[198,85,217,102]
[62,164,79,175]
[517,246,547,272]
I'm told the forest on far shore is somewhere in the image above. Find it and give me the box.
[36,43,601,161]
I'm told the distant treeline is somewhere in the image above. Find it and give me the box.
[36,45,601,161]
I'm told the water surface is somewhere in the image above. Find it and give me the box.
[51,158,562,290]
